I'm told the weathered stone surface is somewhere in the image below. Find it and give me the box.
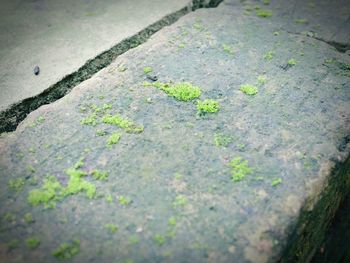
[0,1,349,262]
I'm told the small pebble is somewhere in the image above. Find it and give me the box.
[146,74,158,81]
[34,66,40,75]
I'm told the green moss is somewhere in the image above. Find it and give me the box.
[107,132,121,145]
[24,213,34,224]
[28,166,97,207]
[8,178,25,192]
[37,116,45,124]
[143,66,153,74]
[63,169,95,199]
[174,173,183,180]
[288,58,297,66]
[27,176,62,208]
[4,212,15,222]
[105,223,118,234]
[153,234,166,246]
[240,84,258,95]
[168,216,177,226]
[229,157,253,182]
[28,165,36,173]
[26,237,40,249]
[178,43,185,48]
[173,195,188,207]
[263,0,270,5]
[92,170,109,180]
[52,239,80,260]
[197,99,220,115]
[74,157,85,169]
[145,81,201,102]
[119,196,131,205]
[118,65,127,72]
[102,114,144,133]
[256,9,272,17]
[214,133,232,147]
[7,239,19,249]
[294,18,308,24]
[96,130,107,136]
[128,235,139,245]
[257,75,267,85]
[271,178,283,187]
[222,44,234,55]
[105,194,113,203]
[264,51,274,60]
[81,113,97,126]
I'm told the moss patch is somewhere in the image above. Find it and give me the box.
[107,132,121,145]
[52,239,80,260]
[256,9,272,17]
[197,99,220,115]
[144,81,201,102]
[240,84,258,95]
[105,223,118,234]
[229,157,253,182]
[8,178,25,192]
[92,170,109,180]
[102,114,144,134]
[26,237,40,249]
[143,66,153,74]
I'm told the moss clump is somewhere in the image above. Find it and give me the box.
[23,213,34,224]
[168,216,177,226]
[214,133,232,147]
[264,51,274,60]
[119,196,131,205]
[257,75,267,85]
[256,9,272,17]
[52,240,80,260]
[74,157,85,169]
[28,166,97,207]
[153,234,166,246]
[107,132,121,145]
[222,44,234,55]
[229,157,253,182]
[96,130,107,136]
[92,170,109,180]
[271,178,283,187]
[143,67,153,74]
[26,237,40,249]
[102,114,144,134]
[197,99,220,115]
[240,84,258,95]
[173,195,188,207]
[63,168,95,199]
[105,194,113,203]
[8,178,25,192]
[288,58,297,66]
[105,224,118,234]
[7,239,19,249]
[128,235,139,245]
[27,176,62,208]
[263,0,270,5]
[28,165,36,173]
[81,113,97,126]
[294,18,308,24]
[145,81,201,102]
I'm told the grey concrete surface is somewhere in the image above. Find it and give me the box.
[0,0,192,111]
[0,0,350,263]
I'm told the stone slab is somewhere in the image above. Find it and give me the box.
[0,0,349,262]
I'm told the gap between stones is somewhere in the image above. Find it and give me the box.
[0,0,223,134]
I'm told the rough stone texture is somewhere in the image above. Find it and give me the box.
[0,0,192,111]
[0,0,349,263]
